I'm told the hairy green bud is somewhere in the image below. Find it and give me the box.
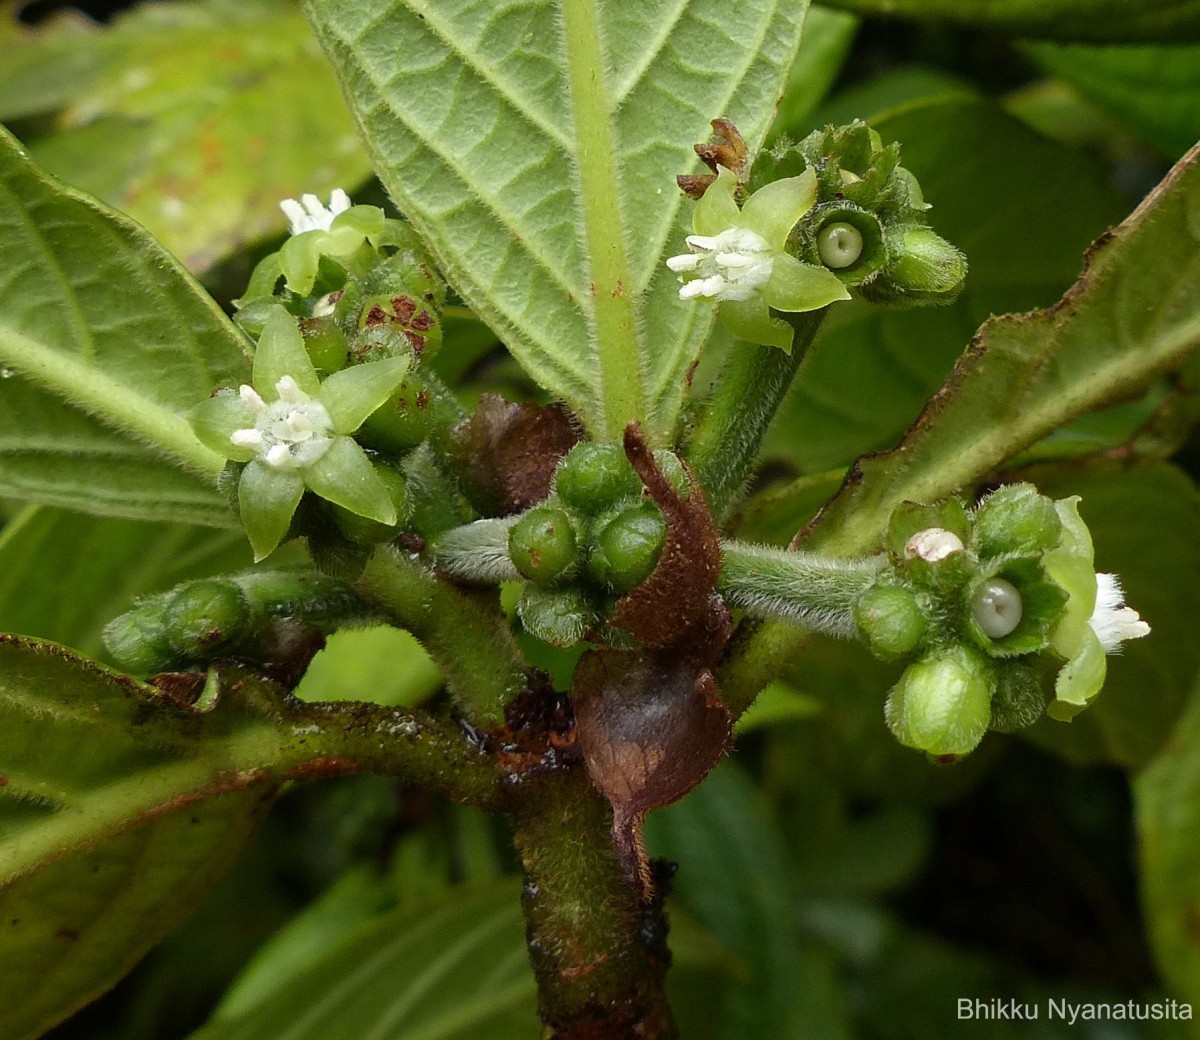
[973,484,1063,557]
[163,580,250,657]
[509,506,579,583]
[855,584,928,658]
[589,502,667,593]
[554,443,642,514]
[885,645,995,758]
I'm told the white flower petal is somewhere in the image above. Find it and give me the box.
[1089,573,1150,653]
[276,375,306,405]
[230,429,264,449]
[239,384,266,412]
[666,253,700,272]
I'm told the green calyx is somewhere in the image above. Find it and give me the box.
[588,501,667,593]
[745,120,966,306]
[510,506,581,583]
[554,443,642,513]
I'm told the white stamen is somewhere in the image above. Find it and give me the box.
[230,429,265,450]
[1089,573,1150,653]
[239,385,266,412]
[668,226,775,303]
[279,189,353,235]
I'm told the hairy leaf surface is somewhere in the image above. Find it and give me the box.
[0,127,250,524]
[303,0,808,440]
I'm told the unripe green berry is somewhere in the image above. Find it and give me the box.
[554,443,641,514]
[885,645,994,757]
[358,372,435,452]
[509,506,579,583]
[589,501,667,592]
[817,222,863,269]
[855,584,928,658]
[103,602,175,674]
[163,580,249,657]
[973,484,1063,557]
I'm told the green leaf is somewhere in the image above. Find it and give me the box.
[800,140,1200,558]
[0,504,251,661]
[1,0,372,272]
[768,95,1127,475]
[647,760,855,1040]
[813,0,1200,43]
[0,125,252,524]
[191,881,537,1040]
[293,626,441,709]
[303,0,809,440]
[1026,42,1200,160]
[770,6,859,137]
[1137,674,1200,1006]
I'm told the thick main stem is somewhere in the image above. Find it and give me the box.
[682,309,826,521]
[507,767,676,1040]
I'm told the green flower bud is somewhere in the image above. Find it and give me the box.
[103,602,175,674]
[517,583,595,648]
[588,501,667,593]
[163,580,250,657]
[885,645,995,758]
[298,316,349,375]
[855,584,928,658]
[989,662,1046,733]
[972,484,1062,558]
[509,506,579,583]
[333,465,410,544]
[880,226,967,302]
[554,443,642,514]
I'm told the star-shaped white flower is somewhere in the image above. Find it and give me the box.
[279,189,352,235]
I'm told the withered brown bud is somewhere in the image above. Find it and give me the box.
[449,394,579,514]
[678,118,748,199]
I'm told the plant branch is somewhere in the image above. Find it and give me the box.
[683,310,827,521]
[507,766,676,1039]
[355,546,527,726]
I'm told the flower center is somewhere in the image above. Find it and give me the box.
[668,227,774,302]
[231,377,334,471]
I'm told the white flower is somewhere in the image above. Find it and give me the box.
[667,228,775,302]
[1088,573,1150,653]
[279,189,352,235]
[230,377,335,471]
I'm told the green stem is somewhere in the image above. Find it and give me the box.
[683,310,827,521]
[561,0,648,442]
[717,540,882,636]
[356,547,526,726]
[507,768,676,1039]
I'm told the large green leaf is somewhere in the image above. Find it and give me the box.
[767,94,1127,475]
[1137,675,1200,1006]
[647,760,854,1040]
[303,0,809,441]
[1026,42,1200,160]
[1,0,372,272]
[800,141,1200,557]
[0,125,250,525]
[0,637,471,1038]
[191,882,536,1040]
[815,0,1200,43]
[0,505,250,660]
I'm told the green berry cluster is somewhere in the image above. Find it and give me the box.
[507,443,683,648]
[854,485,1085,759]
[748,120,967,304]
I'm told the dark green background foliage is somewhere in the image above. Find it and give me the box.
[2,0,1200,1037]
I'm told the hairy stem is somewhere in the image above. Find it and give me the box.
[717,540,882,636]
[507,767,676,1040]
[356,546,526,726]
[683,309,826,521]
